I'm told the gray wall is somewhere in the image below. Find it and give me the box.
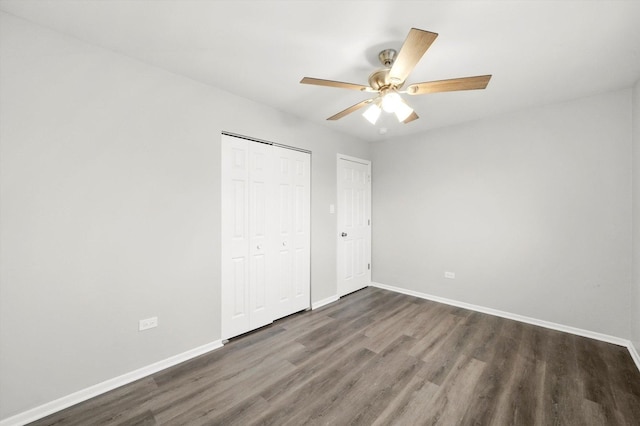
[633,79,640,352]
[372,89,633,339]
[0,13,371,419]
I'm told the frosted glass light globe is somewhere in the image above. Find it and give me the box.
[362,103,382,124]
[381,92,402,113]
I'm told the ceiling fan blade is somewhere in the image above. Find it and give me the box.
[301,77,374,92]
[406,75,492,95]
[327,99,373,121]
[389,28,438,84]
[403,111,419,124]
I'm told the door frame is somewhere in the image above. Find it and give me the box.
[336,154,372,297]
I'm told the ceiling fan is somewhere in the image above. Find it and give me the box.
[300,28,492,125]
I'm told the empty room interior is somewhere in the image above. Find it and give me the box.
[1,1,640,425]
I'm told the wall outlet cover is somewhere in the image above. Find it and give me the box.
[139,317,158,331]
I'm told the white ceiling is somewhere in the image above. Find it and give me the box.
[1,0,639,142]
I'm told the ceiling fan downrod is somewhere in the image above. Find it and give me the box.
[368,49,403,91]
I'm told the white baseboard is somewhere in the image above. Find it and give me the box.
[312,294,339,310]
[0,340,223,426]
[371,282,640,371]
[627,341,640,373]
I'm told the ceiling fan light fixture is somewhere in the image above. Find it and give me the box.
[381,91,402,113]
[362,102,382,125]
[394,101,414,122]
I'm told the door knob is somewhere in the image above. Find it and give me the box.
[257,244,262,250]
[282,241,287,247]
[341,232,347,237]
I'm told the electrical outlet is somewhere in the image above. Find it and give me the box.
[444,271,456,279]
[139,316,158,331]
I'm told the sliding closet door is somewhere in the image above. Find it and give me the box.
[272,146,311,319]
[221,135,310,340]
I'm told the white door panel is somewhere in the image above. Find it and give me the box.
[272,146,310,318]
[290,150,310,313]
[337,156,371,297]
[248,141,273,330]
[222,137,251,338]
[274,150,293,318]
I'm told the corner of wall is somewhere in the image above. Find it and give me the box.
[632,78,640,352]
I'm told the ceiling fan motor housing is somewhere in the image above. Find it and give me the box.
[368,68,405,91]
[369,49,403,90]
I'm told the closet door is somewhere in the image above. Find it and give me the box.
[247,142,275,330]
[273,146,310,318]
[290,149,311,314]
[222,135,310,340]
[221,135,251,339]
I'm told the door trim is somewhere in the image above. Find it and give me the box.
[336,154,372,297]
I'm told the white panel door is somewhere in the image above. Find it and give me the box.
[221,136,251,339]
[222,135,310,340]
[273,146,310,318]
[337,156,371,296]
[247,141,274,330]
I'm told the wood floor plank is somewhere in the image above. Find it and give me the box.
[156,358,297,425]
[28,287,640,426]
[490,354,542,425]
[254,347,378,425]
[204,394,269,426]
[260,332,371,401]
[540,331,588,425]
[400,300,450,339]
[421,354,487,425]
[363,301,424,353]
[610,388,640,426]
[115,410,157,426]
[419,314,481,385]
[277,309,335,334]
[370,363,440,426]
[406,312,462,359]
[463,313,504,362]
[144,334,305,419]
[316,335,423,425]
[29,377,158,426]
[458,319,522,425]
[488,322,544,425]
[150,336,305,422]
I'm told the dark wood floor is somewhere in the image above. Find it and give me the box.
[30,287,640,425]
